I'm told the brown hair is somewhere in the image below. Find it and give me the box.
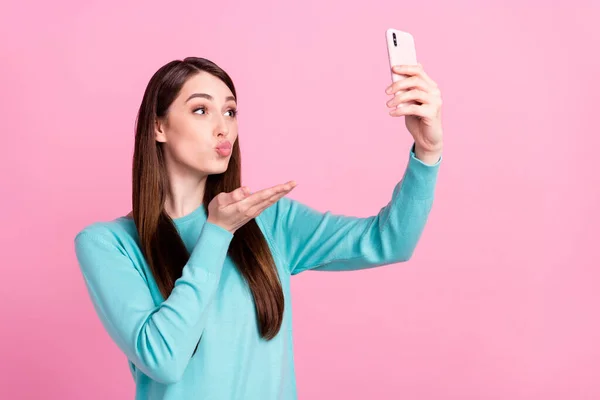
[131,57,284,341]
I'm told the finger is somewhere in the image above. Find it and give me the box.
[237,181,297,209]
[245,183,296,217]
[387,89,433,108]
[232,186,251,202]
[217,186,250,207]
[389,103,433,119]
[387,89,419,108]
[392,63,437,88]
[386,75,429,95]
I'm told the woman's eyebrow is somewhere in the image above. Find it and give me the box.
[185,93,236,103]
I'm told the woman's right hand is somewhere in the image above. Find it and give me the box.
[207,181,297,234]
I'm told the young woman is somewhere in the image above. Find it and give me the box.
[74,56,443,399]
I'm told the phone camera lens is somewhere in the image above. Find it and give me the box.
[392,32,397,46]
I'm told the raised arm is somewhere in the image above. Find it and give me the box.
[258,145,440,275]
[73,221,233,384]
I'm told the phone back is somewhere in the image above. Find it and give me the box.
[386,29,418,82]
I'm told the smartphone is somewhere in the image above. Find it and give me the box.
[386,28,418,82]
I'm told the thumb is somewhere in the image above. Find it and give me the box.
[228,186,251,204]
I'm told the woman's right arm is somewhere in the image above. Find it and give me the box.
[73,221,233,384]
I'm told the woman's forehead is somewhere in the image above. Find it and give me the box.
[178,72,235,103]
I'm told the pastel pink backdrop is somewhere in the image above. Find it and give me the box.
[1,1,599,399]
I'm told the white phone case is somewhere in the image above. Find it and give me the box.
[386,28,418,83]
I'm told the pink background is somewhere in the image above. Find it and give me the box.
[1,0,599,399]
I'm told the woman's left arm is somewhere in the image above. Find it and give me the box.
[258,64,444,275]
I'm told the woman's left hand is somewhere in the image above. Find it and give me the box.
[386,64,443,163]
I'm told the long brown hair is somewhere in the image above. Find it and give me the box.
[132,57,284,340]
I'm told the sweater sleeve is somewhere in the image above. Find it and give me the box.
[259,145,441,275]
[73,221,233,384]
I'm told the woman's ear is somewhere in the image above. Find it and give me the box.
[155,117,167,143]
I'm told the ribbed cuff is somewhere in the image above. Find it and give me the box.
[402,144,441,199]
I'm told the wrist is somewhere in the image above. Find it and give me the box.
[209,221,236,234]
[414,144,442,165]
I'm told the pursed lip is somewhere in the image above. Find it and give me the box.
[215,140,232,150]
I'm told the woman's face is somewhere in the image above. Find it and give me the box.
[155,71,238,176]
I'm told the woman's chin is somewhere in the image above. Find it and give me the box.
[205,160,230,175]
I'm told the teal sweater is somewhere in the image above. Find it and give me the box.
[74,146,440,399]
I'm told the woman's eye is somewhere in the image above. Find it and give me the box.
[193,107,237,117]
